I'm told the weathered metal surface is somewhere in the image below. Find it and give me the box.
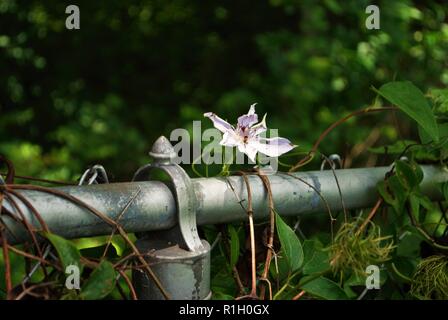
[2,165,447,243]
[194,165,447,224]
[133,238,210,300]
[133,136,203,252]
[131,137,210,300]
[2,181,177,244]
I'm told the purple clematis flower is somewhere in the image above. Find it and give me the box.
[204,103,297,162]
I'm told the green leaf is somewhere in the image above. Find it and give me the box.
[110,236,127,256]
[300,276,347,300]
[72,235,126,256]
[409,194,421,222]
[392,256,418,281]
[441,182,448,202]
[302,240,329,275]
[419,122,448,146]
[395,160,422,190]
[343,273,365,287]
[378,81,439,142]
[0,250,25,299]
[43,232,82,272]
[424,209,445,238]
[378,175,408,214]
[378,180,396,207]
[275,212,304,272]
[418,125,432,145]
[438,123,448,140]
[397,232,422,258]
[80,261,116,300]
[211,265,237,296]
[227,225,240,268]
[416,193,437,211]
[269,254,291,281]
[60,290,81,300]
[409,161,424,184]
[212,292,235,300]
[429,88,448,114]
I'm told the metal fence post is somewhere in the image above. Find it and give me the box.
[131,136,211,300]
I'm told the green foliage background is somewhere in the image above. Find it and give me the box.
[1,0,448,301]
[1,0,447,179]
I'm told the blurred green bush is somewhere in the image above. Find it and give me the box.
[0,0,447,180]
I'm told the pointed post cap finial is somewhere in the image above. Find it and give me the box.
[149,136,176,162]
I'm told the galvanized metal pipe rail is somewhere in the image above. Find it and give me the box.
[2,165,447,244]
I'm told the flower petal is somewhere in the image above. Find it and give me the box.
[204,112,235,133]
[249,113,267,137]
[219,131,240,147]
[249,137,297,158]
[237,103,258,129]
[247,103,257,115]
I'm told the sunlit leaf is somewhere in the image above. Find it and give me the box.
[378,81,438,142]
[275,212,303,272]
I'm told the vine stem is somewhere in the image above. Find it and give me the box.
[258,173,275,300]
[234,172,258,300]
[14,281,56,300]
[0,227,12,299]
[356,198,383,237]
[5,184,171,299]
[289,106,397,172]
[117,268,138,300]
[292,290,306,300]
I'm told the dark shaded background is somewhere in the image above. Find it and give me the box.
[1,0,447,181]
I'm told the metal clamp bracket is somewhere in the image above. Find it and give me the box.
[132,136,203,252]
[131,136,210,300]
